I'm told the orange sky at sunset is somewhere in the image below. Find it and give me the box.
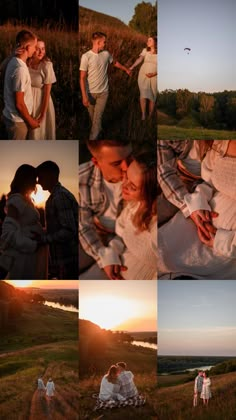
[79,280,157,331]
[6,280,79,289]
[0,141,78,202]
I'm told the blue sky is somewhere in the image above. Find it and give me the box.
[79,0,156,24]
[158,280,236,356]
[158,0,235,92]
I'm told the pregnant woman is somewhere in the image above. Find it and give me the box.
[28,38,56,140]
[129,35,157,120]
[158,140,236,279]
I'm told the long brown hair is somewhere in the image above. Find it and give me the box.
[106,365,118,384]
[197,140,214,160]
[132,152,157,232]
[147,35,157,53]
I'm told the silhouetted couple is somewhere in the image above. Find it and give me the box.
[0,161,78,279]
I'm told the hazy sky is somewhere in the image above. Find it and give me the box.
[7,280,79,289]
[79,0,156,24]
[0,141,78,200]
[79,280,157,331]
[158,280,236,356]
[159,0,235,92]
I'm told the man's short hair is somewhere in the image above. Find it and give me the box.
[16,30,36,47]
[36,161,60,177]
[117,362,127,369]
[86,139,131,157]
[92,31,107,40]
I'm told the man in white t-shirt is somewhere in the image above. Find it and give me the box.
[79,139,132,279]
[3,30,40,140]
[80,32,131,140]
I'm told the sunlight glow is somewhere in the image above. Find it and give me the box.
[31,184,49,207]
[7,280,34,288]
[80,295,140,330]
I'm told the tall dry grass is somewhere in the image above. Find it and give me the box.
[79,19,157,146]
[0,23,79,140]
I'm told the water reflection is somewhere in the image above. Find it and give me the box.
[44,300,78,313]
[131,340,157,350]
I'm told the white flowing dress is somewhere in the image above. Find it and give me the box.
[158,140,236,279]
[28,60,56,140]
[138,49,157,102]
[200,378,212,399]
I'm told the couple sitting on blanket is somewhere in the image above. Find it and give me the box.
[99,362,139,402]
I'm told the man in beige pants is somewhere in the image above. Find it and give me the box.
[3,30,40,140]
[80,31,131,140]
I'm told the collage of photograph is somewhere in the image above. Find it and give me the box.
[0,0,236,419]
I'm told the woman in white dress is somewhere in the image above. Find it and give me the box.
[200,372,212,405]
[27,39,56,140]
[0,165,48,279]
[46,378,55,399]
[80,151,157,280]
[99,365,125,402]
[158,140,236,279]
[129,36,157,120]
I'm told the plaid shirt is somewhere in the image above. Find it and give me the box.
[45,182,78,279]
[79,161,122,267]
[118,371,138,399]
[158,140,197,214]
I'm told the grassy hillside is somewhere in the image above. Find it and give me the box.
[79,7,156,145]
[0,301,77,352]
[0,341,78,420]
[154,372,236,420]
[0,23,79,140]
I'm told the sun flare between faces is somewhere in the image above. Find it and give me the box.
[31,184,49,207]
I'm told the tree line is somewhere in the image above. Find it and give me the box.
[158,89,236,130]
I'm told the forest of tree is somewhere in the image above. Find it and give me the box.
[0,0,78,29]
[129,1,157,35]
[158,89,236,130]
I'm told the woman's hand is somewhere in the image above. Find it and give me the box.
[125,68,132,76]
[197,227,215,248]
[103,264,127,280]
[190,210,218,239]
[145,72,157,78]
[82,95,90,107]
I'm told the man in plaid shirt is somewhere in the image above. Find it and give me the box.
[79,139,132,280]
[117,362,138,399]
[157,140,201,225]
[37,161,78,279]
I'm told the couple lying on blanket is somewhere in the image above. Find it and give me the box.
[95,362,145,410]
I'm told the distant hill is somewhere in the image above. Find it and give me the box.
[79,6,128,31]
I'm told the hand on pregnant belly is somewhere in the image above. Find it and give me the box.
[190,210,218,239]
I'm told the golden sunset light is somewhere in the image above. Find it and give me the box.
[6,280,79,289]
[31,184,50,207]
[7,280,34,288]
[80,295,141,330]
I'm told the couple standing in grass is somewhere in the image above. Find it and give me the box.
[1,29,56,140]
[38,376,55,400]
[80,31,157,139]
[194,371,212,406]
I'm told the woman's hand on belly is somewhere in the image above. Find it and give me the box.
[197,226,215,248]
[190,210,218,239]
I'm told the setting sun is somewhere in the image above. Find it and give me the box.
[7,280,34,288]
[80,295,140,330]
[31,184,49,207]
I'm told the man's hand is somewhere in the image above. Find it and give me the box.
[145,72,156,78]
[82,96,90,107]
[190,210,218,239]
[103,264,127,280]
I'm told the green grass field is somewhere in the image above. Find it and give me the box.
[0,23,79,140]
[158,124,236,140]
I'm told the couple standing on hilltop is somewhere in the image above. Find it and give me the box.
[194,371,212,406]
[1,29,56,140]
[80,31,157,139]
